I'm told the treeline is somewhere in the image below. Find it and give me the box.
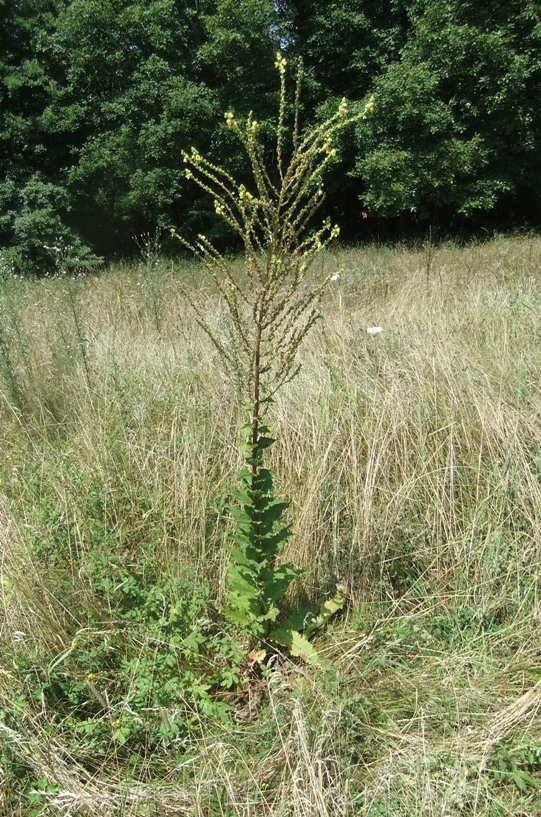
[1,0,540,273]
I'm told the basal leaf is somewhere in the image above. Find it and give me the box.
[274,603,318,634]
[269,628,320,665]
[304,585,347,638]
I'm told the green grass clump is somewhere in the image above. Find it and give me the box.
[1,235,541,815]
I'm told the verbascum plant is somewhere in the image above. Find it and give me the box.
[173,55,373,662]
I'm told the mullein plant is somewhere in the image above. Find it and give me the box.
[173,55,374,662]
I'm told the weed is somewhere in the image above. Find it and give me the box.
[487,739,541,794]
[174,57,367,658]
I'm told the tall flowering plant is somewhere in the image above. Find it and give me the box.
[173,56,373,659]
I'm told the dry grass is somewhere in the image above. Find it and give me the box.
[1,235,541,815]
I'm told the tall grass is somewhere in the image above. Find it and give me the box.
[1,236,541,815]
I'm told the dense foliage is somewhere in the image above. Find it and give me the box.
[1,0,540,272]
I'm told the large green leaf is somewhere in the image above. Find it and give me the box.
[304,584,347,638]
[269,628,320,665]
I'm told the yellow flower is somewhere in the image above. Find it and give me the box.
[238,185,253,203]
[338,98,348,117]
[274,52,287,74]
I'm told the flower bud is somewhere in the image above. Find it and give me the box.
[274,52,287,74]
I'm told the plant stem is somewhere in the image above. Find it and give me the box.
[251,309,263,486]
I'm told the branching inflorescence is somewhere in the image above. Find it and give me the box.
[173,55,373,658]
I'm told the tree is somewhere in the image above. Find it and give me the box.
[354,0,541,228]
[285,0,410,104]
[274,0,412,237]
[199,0,284,118]
[0,0,224,267]
[50,0,219,256]
[0,0,100,273]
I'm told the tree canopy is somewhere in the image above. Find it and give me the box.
[1,0,540,272]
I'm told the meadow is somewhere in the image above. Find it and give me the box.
[1,234,541,816]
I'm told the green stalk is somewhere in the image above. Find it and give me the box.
[251,312,262,485]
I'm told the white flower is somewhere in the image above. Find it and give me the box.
[366,326,383,334]
[329,273,340,282]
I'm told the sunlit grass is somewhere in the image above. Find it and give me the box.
[1,235,541,815]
